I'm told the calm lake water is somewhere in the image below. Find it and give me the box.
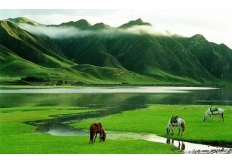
[1,86,232,109]
[1,86,232,153]
[0,86,232,121]
[1,86,232,125]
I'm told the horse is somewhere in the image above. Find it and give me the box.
[89,123,106,144]
[203,107,224,122]
[166,116,186,135]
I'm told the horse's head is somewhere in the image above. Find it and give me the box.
[100,130,106,142]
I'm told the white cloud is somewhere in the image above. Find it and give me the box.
[19,22,170,39]
[18,23,95,38]
[1,8,232,48]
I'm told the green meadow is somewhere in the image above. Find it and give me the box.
[0,104,232,154]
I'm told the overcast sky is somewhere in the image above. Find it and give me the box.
[1,0,232,48]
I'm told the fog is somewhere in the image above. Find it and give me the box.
[19,23,172,39]
[19,23,95,38]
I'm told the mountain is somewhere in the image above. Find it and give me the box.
[1,17,232,86]
[91,23,110,30]
[6,17,43,26]
[119,18,152,28]
[0,20,71,67]
[48,19,111,31]
[50,19,91,30]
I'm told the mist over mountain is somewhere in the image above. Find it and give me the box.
[1,17,232,85]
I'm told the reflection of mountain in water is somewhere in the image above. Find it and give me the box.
[1,88,232,109]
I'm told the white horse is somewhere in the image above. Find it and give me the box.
[166,116,186,135]
[203,107,224,122]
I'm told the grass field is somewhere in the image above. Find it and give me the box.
[74,104,232,146]
[0,104,232,154]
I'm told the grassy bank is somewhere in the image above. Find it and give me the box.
[1,104,231,154]
[0,105,181,154]
[74,104,232,147]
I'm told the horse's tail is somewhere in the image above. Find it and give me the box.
[181,120,186,134]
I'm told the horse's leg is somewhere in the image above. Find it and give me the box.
[89,133,94,144]
[219,112,223,122]
[178,126,180,135]
[94,132,97,142]
[222,112,224,122]
[172,126,174,135]
[99,132,102,142]
[166,127,169,135]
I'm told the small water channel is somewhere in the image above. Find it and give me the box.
[35,123,232,154]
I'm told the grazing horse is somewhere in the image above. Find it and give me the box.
[166,116,186,135]
[89,123,106,144]
[203,107,224,122]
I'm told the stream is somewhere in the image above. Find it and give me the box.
[35,123,232,154]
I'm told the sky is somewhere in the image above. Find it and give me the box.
[1,0,232,49]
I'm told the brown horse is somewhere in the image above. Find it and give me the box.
[89,123,106,144]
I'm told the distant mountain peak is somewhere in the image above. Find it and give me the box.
[5,17,42,26]
[91,22,110,30]
[76,19,91,25]
[135,18,143,23]
[191,34,207,42]
[119,18,152,28]
[59,19,91,30]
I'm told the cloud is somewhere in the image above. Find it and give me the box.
[121,25,171,36]
[18,23,95,38]
[17,22,232,50]
[19,22,173,40]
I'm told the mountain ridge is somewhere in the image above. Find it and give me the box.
[1,17,232,85]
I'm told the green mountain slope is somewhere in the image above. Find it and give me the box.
[6,17,43,26]
[172,34,232,80]
[0,20,74,68]
[1,17,232,85]
[53,18,232,84]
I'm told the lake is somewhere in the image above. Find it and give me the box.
[1,86,231,123]
[1,86,232,108]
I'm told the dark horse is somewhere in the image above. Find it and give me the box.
[89,123,106,144]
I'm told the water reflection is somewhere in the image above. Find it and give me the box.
[166,139,185,152]
[1,87,232,110]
